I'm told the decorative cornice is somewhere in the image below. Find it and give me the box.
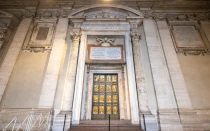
[0,10,20,26]
[81,24,130,31]
[177,50,208,56]
[70,4,144,17]
[35,10,71,19]
[126,16,143,27]
[22,10,35,18]
[184,51,205,56]
[142,10,210,21]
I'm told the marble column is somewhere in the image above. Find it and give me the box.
[38,18,68,108]
[131,31,150,113]
[61,28,81,112]
[0,18,31,101]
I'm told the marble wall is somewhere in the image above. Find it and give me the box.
[0,52,49,108]
[178,55,210,109]
[177,21,210,109]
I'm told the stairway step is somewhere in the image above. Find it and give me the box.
[69,129,143,131]
[80,120,131,125]
[69,124,143,131]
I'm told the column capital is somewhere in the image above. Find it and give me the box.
[69,16,85,41]
[130,31,141,42]
[70,29,81,41]
[127,17,142,42]
[69,16,85,28]
[126,16,143,29]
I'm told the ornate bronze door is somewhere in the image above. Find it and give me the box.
[92,74,119,120]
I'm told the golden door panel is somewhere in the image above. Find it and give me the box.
[92,74,119,120]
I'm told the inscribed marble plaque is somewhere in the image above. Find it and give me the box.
[89,46,122,61]
[36,27,49,40]
[28,23,54,46]
[173,26,205,48]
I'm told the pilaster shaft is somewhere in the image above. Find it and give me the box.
[38,18,68,108]
[144,19,183,130]
[0,18,32,101]
[61,29,81,111]
[156,20,192,109]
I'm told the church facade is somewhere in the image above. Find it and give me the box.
[0,0,210,130]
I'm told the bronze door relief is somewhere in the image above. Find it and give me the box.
[92,74,120,120]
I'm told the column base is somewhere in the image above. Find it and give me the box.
[53,110,72,131]
[140,112,159,131]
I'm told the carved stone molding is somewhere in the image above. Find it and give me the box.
[0,10,20,29]
[22,10,35,18]
[70,4,144,17]
[58,10,71,18]
[23,47,47,53]
[154,13,167,20]
[82,8,138,19]
[43,12,53,18]
[89,65,123,70]
[36,11,58,19]
[81,25,130,31]
[168,13,210,21]
[96,37,116,46]
[34,10,72,19]
[142,10,210,21]
[177,50,207,56]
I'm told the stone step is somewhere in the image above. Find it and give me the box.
[80,120,131,125]
[69,124,143,131]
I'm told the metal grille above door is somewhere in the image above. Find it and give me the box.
[92,74,119,120]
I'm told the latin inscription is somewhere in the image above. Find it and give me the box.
[90,47,121,60]
[173,26,204,48]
